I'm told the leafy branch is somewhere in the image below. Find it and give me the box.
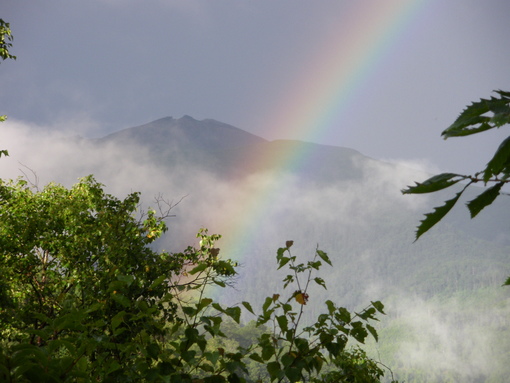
[249,242,389,382]
[402,90,510,284]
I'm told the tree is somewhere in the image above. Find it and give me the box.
[0,17,15,157]
[0,175,395,382]
[402,90,510,283]
[0,176,237,381]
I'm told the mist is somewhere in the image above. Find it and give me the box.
[1,119,509,381]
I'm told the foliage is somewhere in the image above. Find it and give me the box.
[0,175,394,382]
[0,18,15,63]
[0,176,235,381]
[0,18,15,156]
[249,241,390,383]
[402,90,510,250]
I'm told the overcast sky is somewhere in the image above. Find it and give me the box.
[1,0,510,174]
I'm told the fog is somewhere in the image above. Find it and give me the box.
[1,119,509,381]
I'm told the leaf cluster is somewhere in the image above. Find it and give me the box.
[402,90,510,284]
[0,18,15,62]
[248,242,390,383]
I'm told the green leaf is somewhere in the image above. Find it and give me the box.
[490,104,510,127]
[503,276,510,286]
[149,275,167,289]
[227,373,242,383]
[319,332,334,346]
[188,262,208,275]
[262,297,273,313]
[281,353,295,368]
[276,315,288,332]
[444,119,493,138]
[285,367,302,383]
[350,322,368,343]
[314,277,327,290]
[267,361,283,381]
[294,338,309,353]
[325,300,335,314]
[184,327,199,343]
[277,256,291,270]
[158,361,175,375]
[325,341,343,356]
[86,302,103,314]
[308,260,322,270]
[225,306,241,323]
[366,324,378,342]
[415,185,469,240]
[337,307,351,323]
[182,306,196,316]
[442,92,510,138]
[111,311,126,330]
[371,301,385,314]
[402,173,464,194]
[242,301,255,315]
[357,307,376,321]
[466,182,504,218]
[196,297,213,312]
[117,274,135,286]
[484,135,510,182]
[146,343,160,360]
[277,246,291,269]
[249,353,265,363]
[261,343,275,361]
[316,249,332,266]
[111,293,131,308]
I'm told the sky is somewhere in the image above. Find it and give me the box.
[1,2,509,377]
[1,0,510,174]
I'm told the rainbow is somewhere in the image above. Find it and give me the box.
[217,1,427,268]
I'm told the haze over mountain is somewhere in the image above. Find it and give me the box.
[1,115,509,381]
[97,115,510,244]
[97,116,366,183]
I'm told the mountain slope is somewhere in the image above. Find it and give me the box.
[97,115,372,182]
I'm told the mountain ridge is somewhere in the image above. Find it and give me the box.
[96,115,371,183]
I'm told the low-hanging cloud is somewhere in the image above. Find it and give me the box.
[1,119,508,381]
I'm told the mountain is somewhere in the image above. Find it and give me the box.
[97,115,367,182]
[98,116,267,178]
[91,115,510,382]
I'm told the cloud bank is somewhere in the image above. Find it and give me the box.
[0,119,508,381]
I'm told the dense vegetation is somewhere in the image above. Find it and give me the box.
[0,176,393,382]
